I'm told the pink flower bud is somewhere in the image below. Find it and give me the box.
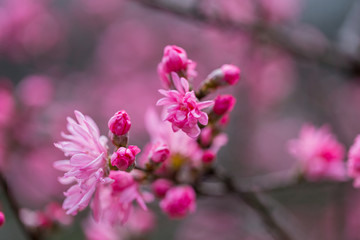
[108,110,131,136]
[202,150,215,164]
[160,186,196,218]
[109,170,135,193]
[149,143,170,163]
[162,45,188,73]
[213,95,236,115]
[0,211,5,227]
[111,145,141,170]
[221,64,240,85]
[151,179,173,198]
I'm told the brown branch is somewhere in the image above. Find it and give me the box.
[0,173,41,240]
[211,168,295,240]
[133,0,360,76]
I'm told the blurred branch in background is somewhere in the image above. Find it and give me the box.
[133,0,360,76]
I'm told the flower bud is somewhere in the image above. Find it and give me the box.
[160,186,196,218]
[108,110,131,136]
[151,179,173,198]
[213,95,236,115]
[111,145,141,171]
[221,64,240,85]
[202,150,215,164]
[0,211,5,227]
[162,45,188,73]
[149,143,170,164]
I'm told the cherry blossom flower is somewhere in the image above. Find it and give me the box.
[160,185,196,218]
[157,72,213,138]
[54,111,112,215]
[288,124,346,181]
[151,179,173,198]
[91,171,148,224]
[158,45,197,88]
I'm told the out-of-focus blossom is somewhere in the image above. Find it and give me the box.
[348,135,360,187]
[157,72,213,138]
[160,185,196,218]
[0,0,64,61]
[158,45,197,88]
[213,95,236,115]
[84,207,155,240]
[151,179,173,198]
[84,217,120,240]
[92,171,147,224]
[17,75,54,108]
[288,124,346,181]
[0,211,4,227]
[126,207,156,235]
[111,146,141,171]
[202,150,215,164]
[54,111,111,215]
[148,142,170,164]
[20,203,72,229]
[0,87,14,127]
[108,110,131,136]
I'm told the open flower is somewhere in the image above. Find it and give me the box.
[160,185,196,218]
[157,72,213,138]
[288,124,346,181]
[54,111,112,215]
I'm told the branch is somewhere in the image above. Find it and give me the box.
[211,168,295,240]
[133,0,360,76]
[0,173,41,240]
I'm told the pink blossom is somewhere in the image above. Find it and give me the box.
[160,185,196,218]
[148,142,170,163]
[213,95,236,115]
[91,171,147,224]
[157,72,213,138]
[0,87,14,127]
[158,45,197,88]
[221,64,241,85]
[202,150,215,164]
[111,145,141,170]
[108,110,131,136]
[348,135,360,187]
[151,179,173,198]
[126,207,156,235]
[54,111,111,215]
[0,211,4,227]
[288,124,346,181]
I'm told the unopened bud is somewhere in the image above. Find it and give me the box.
[108,110,131,136]
[213,95,236,115]
[111,145,141,171]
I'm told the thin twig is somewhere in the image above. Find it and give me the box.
[0,173,41,240]
[132,0,360,76]
[212,168,294,240]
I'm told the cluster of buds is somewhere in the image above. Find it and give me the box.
[54,45,240,226]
